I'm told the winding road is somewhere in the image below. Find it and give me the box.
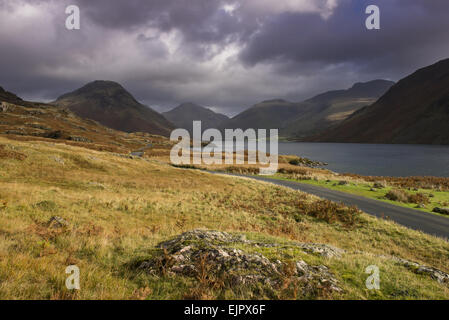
[213,172,449,239]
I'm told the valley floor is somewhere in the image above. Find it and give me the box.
[0,137,448,299]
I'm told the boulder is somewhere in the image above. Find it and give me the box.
[432,207,449,215]
[392,257,449,284]
[138,229,342,293]
[130,151,144,157]
[48,216,68,228]
[295,243,345,259]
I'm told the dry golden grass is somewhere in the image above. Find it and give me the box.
[0,136,448,299]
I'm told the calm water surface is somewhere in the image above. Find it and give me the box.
[278,142,449,177]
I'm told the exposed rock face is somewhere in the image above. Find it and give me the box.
[138,229,342,293]
[295,243,344,259]
[392,257,449,284]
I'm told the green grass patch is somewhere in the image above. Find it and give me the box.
[269,175,449,218]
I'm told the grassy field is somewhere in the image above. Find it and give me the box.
[269,175,449,218]
[0,137,448,299]
[191,156,449,218]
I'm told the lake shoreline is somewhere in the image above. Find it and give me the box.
[278,142,449,177]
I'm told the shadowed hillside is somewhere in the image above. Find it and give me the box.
[283,80,394,139]
[0,86,172,155]
[163,102,229,133]
[219,81,393,139]
[53,81,174,137]
[313,59,449,144]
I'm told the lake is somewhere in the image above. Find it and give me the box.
[278,142,449,177]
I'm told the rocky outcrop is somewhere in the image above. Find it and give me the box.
[138,230,342,293]
[392,257,449,284]
[69,136,93,143]
[294,243,344,259]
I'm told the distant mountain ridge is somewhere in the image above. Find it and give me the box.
[0,85,170,154]
[219,99,299,132]
[0,86,30,106]
[313,58,449,144]
[54,80,174,136]
[163,102,229,132]
[219,80,394,139]
[282,80,394,139]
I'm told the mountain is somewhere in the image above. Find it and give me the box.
[53,81,174,136]
[0,86,170,154]
[219,99,302,132]
[313,58,449,144]
[282,80,394,139]
[163,102,229,132]
[220,81,394,139]
[0,86,32,106]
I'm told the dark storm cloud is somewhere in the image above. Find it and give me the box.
[240,0,449,79]
[75,0,250,51]
[0,0,448,115]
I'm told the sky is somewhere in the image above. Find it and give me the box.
[0,0,448,116]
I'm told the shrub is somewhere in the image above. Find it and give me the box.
[385,189,431,204]
[373,182,385,188]
[300,199,361,228]
[342,173,449,191]
[224,166,260,175]
[289,159,300,166]
[385,189,408,202]
[171,164,200,170]
[34,200,57,212]
[277,167,308,175]
[407,193,430,205]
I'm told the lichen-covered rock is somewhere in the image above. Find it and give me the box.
[249,241,344,258]
[294,243,345,259]
[138,229,342,293]
[393,257,449,284]
[48,216,68,228]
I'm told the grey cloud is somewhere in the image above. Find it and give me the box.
[240,0,449,79]
[0,0,448,116]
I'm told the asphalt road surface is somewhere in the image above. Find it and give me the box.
[214,172,449,239]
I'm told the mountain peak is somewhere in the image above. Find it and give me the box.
[54,81,173,136]
[349,79,395,94]
[175,102,203,110]
[0,85,24,104]
[163,102,229,132]
[313,58,449,144]
[84,80,124,89]
[259,99,289,104]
